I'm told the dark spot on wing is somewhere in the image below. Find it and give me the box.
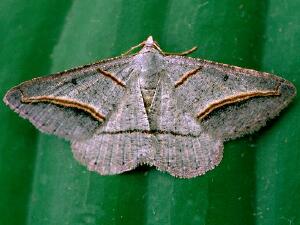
[71,78,78,85]
[223,74,229,81]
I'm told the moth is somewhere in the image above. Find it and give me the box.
[3,36,296,178]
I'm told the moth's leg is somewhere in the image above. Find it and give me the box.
[163,46,198,56]
[121,41,145,56]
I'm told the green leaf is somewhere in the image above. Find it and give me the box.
[0,0,299,225]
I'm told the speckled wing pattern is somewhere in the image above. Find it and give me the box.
[165,56,295,141]
[4,56,133,140]
[3,36,296,178]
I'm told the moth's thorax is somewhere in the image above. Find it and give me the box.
[134,51,164,90]
[133,50,164,111]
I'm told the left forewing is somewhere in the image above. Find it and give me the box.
[4,56,134,140]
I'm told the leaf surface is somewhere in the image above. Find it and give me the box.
[0,0,299,225]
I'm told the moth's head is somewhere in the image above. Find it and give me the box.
[139,36,163,54]
[144,36,156,47]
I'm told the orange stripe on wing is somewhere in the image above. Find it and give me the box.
[197,89,280,121]
[175,67,203,87]
[21,95,105,122]
[97,68,126,87]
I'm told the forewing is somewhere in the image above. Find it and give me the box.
[166,56,296,140]
[72,73,156,175]
[3,56,134,140]
[147,73,223,178]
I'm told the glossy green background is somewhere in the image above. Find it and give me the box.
[1,1,299,224]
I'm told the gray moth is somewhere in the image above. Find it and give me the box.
[3,36,296,178]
